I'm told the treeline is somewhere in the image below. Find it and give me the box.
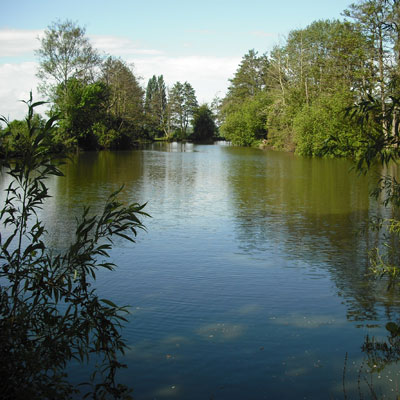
[0,20,218,155]
[4,0,400,157]
[220,0,400,156]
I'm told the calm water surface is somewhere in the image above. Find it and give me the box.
[22,143,400,398]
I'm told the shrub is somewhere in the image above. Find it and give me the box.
[0,95,148,399]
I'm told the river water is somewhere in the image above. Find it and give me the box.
[13,142,400,399]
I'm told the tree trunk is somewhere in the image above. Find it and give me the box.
[378,28,388,136]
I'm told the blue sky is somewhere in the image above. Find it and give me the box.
[1,0,353,119]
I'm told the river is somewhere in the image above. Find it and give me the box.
[16,142,400,398]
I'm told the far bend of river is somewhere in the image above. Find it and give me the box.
[11,142,400,399]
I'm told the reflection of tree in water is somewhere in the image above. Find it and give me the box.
[221,146,400,396]
[222,146,400,323]
[40,147,198,250]
[40,151,145,249]
[349,318,400,399]
[363,321,400,370]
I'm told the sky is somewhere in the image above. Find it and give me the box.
[1,0,354,120]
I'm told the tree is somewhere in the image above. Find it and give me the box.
[0,95,148,399]
[36,20,101,99]
[221,50,269,132]
[53,78,109,150]
[221,19,374,150]
[344,0,393,132]
[281,20,373,102]
[0,114,49,155]
[220,92,270,146]
[144,75,168,137]
[102,57,144,126]
[210,95,223,129]
[224,49,269,104]
[49,57,145,151]
[169,81,198,139]
[293,87,364,156]
[268,45,288,107]
[191,104,217,142]
[101,57,145,145]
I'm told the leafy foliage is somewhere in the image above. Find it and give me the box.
[169,81,198,139]
[53,78,110,149]
[144,75,168,138]
[101,57,145,145]
[221,92,269,146]
[0,114,54,156]
[224,49,269,104]
[36,19,101,98]
[0,95,148,399]
[293,88,364,157]
[191,104,217,143]
[220,19,374,149]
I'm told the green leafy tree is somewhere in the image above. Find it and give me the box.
[0,114,51,155]
[36,20,104,150]
[210,95,223,130]
[281,19,373,103]
[226,19,373,150]
[144,75,168,137]
[0,95,148,399]
[221,92,270,146]
[36,19,101,99]
[293,87,364,156]
[220,50,269,137]
[191,104,217,143]
[53,78,109,150]
[283,19,374,151]
[169,81,198,139]
[268,45,288,108]
[224,49,269,105]
[101,57,145,143]
[344,0,400,134]
[344,0,392,103]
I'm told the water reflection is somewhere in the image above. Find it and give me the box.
[363,321,400,370]
[9,143,400,399]
[142,141,195,152]
[42,151,145,247]
[221,146,400,324]
[218,146,400,396]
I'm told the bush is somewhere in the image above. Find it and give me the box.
[220,92,269,146]
[191,104,217,142]
[0,95,148,399]
[293,88,363,157]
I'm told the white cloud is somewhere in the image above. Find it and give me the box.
[131,55,240,103]
[0,29,164,60]
[0,54,240,121]
[0,62,47,121]
[0,29,43,57]
[90,35,164,56]
[0,30,240,119]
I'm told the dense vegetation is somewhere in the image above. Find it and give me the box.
[0,20,214,155]
[0,96,148,398]
[4,1,400,398]
[3,1,400,156]
[300,1,400,386]
[221,0,400,155]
